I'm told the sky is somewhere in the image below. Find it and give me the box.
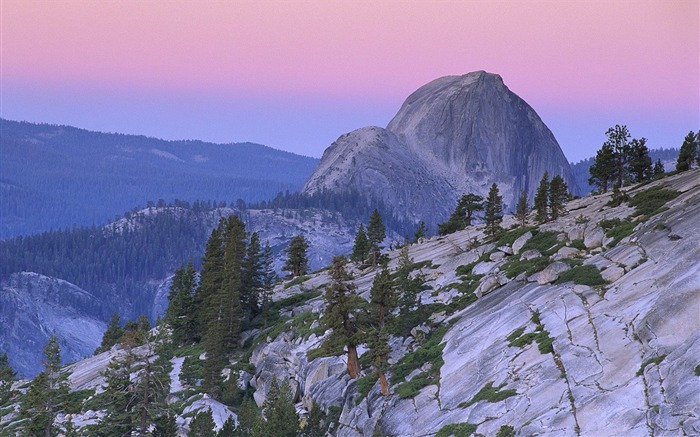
[1,1,698,163]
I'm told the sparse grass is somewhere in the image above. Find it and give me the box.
[506,311,554,354]
[496,226,535,248]
[455,262,477,277]
[459,381,517,408]
[506,327,525,343]
[434,422,478,437]
[521,231,564,256]
[637,354,667,376]
[390,322,452,385]
[395,371,433,399]
[555,265,605,286]
[629,186,681,218]
[605,220,636,247]
[496,425,516,437]
[284,275,311,289]
[501,256,549,279]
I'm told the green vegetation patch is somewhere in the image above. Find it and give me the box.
[637,354,667,376]
[395,371,433,399]
[521,230,564,256]
[455,262,477,277]
[355,373,378,402]
[283,275,312,289]
[434,422,478,437]
[604,220,636,247]
[694,364,700,376]
[569,239,586,250]
[459,381,517,408]
[496,425,516,437]
[390,323,452,385]
[506,311,554,354]
[63,388,95,414]
[629,186,681,217]
[554,265,605,286]
[496,226,536,248]
[501,256,549,279]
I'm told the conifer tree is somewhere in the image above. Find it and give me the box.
[283,234,309,278]
[323,255,362,378]
[21,334,69,437]
[301,402,328,437]
[368,263,396,396]
[188,409,217,436]
[438,193,484,235]
[606,124,632,188]
[676,130,698,171]
[259,241,276,325]
[515,189,528,227]
[218,417,236,436]
[394,244,425,337]
[237,395,260,437]
[367,209,386,267]
[350,224,369,264]
[484,183,504,239]
[96,313,124,354]
[0,352,17,405]
[588,143,616,193]
[629,137,653,182]
[260,379,300,437]
[534,172,550,223]
[133,338,171,433]
[153,413,178,437]
[413,221,427,243]
[194,224,225,340]
[241,232,264,322]
[165,261,197,345]
[548,175,569,220]
[101,344,136,434]
[653,159,665,178]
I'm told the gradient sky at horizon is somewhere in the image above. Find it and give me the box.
[2,1,698,162]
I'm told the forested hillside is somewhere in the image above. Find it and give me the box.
[0,119,318,238]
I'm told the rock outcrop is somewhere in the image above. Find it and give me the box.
[303,71,575,230]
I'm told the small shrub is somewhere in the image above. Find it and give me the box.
[435,422,478,437]
[521,231,564,256]
[501,256,549,279]
[284,275,311,289]
[668,234,682,241]
[654,222,669,231]
[694,364,700,376]
[356,374,378,402]
[506,327,525,343]
[599,218,622,230]
[637,354,667,376]
[555,265,605,286]
[459,381,517,408]
[495,226,535,247]
[455,262,477,277]
[605,220,636,247]
[395,372,433,399]
[496,425,516,437]
[570,239,586,250]
[391,323,452,384]
[629,186,680,217]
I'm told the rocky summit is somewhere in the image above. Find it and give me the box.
[303,71,575,230]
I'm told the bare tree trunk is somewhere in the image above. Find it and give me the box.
[378,371,390,396]
[346,344,360,379]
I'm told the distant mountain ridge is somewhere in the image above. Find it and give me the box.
[0,119,318,238]
[303,71,576,231]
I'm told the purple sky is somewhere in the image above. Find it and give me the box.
[2,1,698,162]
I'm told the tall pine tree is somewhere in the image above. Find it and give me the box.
[515,189,529,227]
[165,262,197,346]
[548,175,569,220]
[676,130,698,171]
[241,232,264,322]
[350,224,369,264]
[283,234,309,278]
[437,193,484,235]
[484,183,504,239]
[629,137,653,182]
[367,209,386,267]
[534,172,550,223]
[368,264,396,395]
[588,143,616,193]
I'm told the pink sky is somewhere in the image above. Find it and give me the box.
[2,1,698,161]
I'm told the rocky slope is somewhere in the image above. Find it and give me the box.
[3,170,698,436]
[303,71,575,230]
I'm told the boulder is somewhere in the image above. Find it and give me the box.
[601,265,625,283]
[552,246,581,261]
[497,245,514,255]
[475,275,502,298]
[584,226,605,249]
[567,224,586,242]
[490,251,506,262]
[521,249,542,261]
[537,262,571,284]
[473,261,498,275]
[512,232,533,254]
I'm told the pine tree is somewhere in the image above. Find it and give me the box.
[165,261,197,346]
[101,345,136,434]
[367,209,386,267]
[237,395,260,437]
[368,263,397,395]
[394,244,424,337]
[188,409,217,436]
[21,334,70,437]
[413,221,427,243]
[515,190,528,227]
[194,224,225,340]
[676,130,698,171]
[153,413,178,437]
[323,255,362,378]
[283,234,309,278]
[218,416,236,436]
[350,224,369,264]
[606,124,632,188]
[484,183,504,239]
[534,172,550,223]
[241,232,264,322]
[653,159,665,178]
[96,313,124,354]
[548,175,569,220]
[259,241,276,325]
[0,352,16,405]
[301,402,328,437]
[629,137,653,182]
[220,215,246,353]
[260,379,300,437]
[438,193,484,235]
[133,337,171,433]
[588,143,616,193]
